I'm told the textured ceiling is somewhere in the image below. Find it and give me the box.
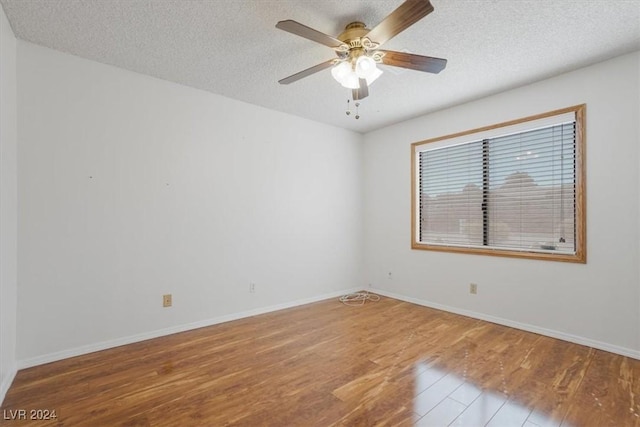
[1,0,639,133]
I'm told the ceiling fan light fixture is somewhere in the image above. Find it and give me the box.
[355,55,377,79]
[341,71,360,89]
[331,61,351,82]
[331,61,360,89]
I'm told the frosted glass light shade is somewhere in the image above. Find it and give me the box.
[355,56,377,79]
[331,61,360,89]
[341,71,360,89]
[332,58,381,89]
[331,61,351,83]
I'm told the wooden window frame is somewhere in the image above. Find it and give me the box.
[411,104,586,263]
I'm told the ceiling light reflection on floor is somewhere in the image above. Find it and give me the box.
[411,362,569,426]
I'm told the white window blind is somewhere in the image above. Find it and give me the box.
[419,141,483,247]
[418,121,577,255]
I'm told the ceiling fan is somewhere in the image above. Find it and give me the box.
[276,0,447,102]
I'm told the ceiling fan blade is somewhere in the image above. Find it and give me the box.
[276,20,344,48]
[278,60,335,85]
[352,78,369,100]
[366,0,434,46]
[380,50,447,73]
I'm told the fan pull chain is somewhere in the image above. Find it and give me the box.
[345,98,361,120]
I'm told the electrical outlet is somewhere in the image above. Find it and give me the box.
[163,294,172,307]
[469,283,478,295]
[249,283,256,293]
[387,272,392,280]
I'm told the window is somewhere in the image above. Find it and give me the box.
[411,105,586,263]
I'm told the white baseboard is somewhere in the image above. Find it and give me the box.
[18,287,361,370]
[0,364,17,406]
[372,288,640,360]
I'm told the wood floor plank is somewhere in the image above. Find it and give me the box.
[562,349,640,427]
[1,295,639,426]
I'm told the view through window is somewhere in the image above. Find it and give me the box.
[412,105,585,263]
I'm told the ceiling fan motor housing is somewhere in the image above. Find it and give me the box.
[336,22,384,68]
[338,21,370,46]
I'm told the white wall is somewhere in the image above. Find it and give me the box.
[0,3,18,403]
[17,41,363,364]
[364,51,640,357]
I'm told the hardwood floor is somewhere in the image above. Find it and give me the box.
[1,295,639,426]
